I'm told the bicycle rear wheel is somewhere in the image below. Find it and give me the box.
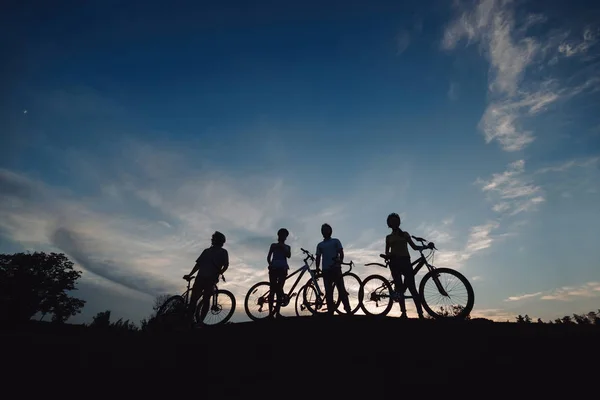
[359,275,393,316]
[335,272,362,315]
[196,289,236,326]
[244,282,272,321]
[419,268,474,319]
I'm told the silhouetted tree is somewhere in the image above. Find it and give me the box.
[561,315,573,324]
[89,310,138,331]
[573,313,590,324]
[90,310,112,328]
[537,318,544,324]
[516,315,525,323]
[0,252,85,323]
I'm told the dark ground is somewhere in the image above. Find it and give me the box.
[2,316,599,391]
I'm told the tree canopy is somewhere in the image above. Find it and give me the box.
[0,251,86,323]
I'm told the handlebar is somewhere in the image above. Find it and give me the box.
[301,247,315,260]
[412,235,437,250]
[182,274,226,282]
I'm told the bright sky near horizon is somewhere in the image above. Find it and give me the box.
[1,0,600,324]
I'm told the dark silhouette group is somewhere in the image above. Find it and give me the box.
[184,212,435,321]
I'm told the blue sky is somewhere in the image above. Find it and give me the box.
[1,0,599,323]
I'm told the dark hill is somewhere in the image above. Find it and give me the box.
[2,316,599,390]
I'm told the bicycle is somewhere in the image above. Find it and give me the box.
[359,236,474,319]
[244,248,339,320]
[156,274,236,329]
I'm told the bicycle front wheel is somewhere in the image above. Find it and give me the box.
[303,277,339,315]
[244,282,272,321]
[196,289,236,326]
[155,295,187,330]
[335,272,362,315]
[359,275,393,317]
[419,268,474,319]
[295,285,312,317]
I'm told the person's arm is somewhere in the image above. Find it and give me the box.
[385,235,391,257]
[337,240,344,263]
[220,250,229,275]
[285,245,291,259]
[315,244,321,270]
[405,232,427,252]
[267,243,274,266]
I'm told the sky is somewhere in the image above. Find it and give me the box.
[1,0,600,324]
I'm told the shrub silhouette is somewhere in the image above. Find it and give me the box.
[0,252,85,324]
[89,310,139,332]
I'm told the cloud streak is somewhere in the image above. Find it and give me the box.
[504,282,600,302]
[443,0,600,152]
[476,160,545,216]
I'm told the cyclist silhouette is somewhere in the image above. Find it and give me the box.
[385,213,433,319]
[266,228,291,319]
[315,223,351,316]
[183,231,229,324]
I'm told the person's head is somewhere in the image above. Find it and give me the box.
[211,231,226,247]
[387,213,401,230]
[277,228,289,242]
[321,223,332,239]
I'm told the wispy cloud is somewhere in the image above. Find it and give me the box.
[443,0,600,152]
[505,291,543,302]
[557,26,599,58]
[476,160,545,216]
[534,156,600,174]
[540,282,600,301]
[448,82,459,101]
[503,282,600,302]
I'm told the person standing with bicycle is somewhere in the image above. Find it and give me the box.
[266,228,291,319]
[315,223,351,316]
[183,231,229,324]
[385,213,432,319]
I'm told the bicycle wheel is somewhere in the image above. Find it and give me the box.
[155,295,187,329]
[359,275,393,316]
[303,277,340,315]
[335,272,362,315]
[295,285,312,317]
[244,281,272,321]
[196,289,236,326]
[419,267,474,320]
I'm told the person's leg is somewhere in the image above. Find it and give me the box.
[323,269,335,315]
[197,279,215,323]
[402,261,423,318]
[333,267,351,313]
[268,269,277,317]
[274,269,287,317]
[389,259,407,316]
[189,278,204,320]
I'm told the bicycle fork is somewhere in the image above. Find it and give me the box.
[430,271,450,297]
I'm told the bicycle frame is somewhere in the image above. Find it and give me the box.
[281,255,324,301]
